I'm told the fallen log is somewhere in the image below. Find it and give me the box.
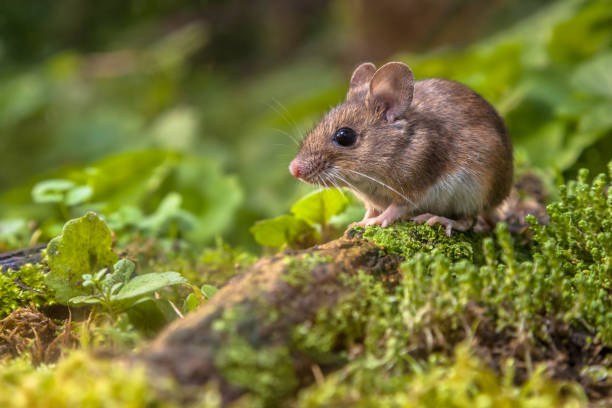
[0,244,46,272]
[141,234,401,403]
[138,175,551,404]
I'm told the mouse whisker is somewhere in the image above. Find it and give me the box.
[269,127,300,147]
[326,168,349,195]
[315,174,327,192]
[343,168,415,206]
[317,174,329,190]
[321,173,339,195]
[269,98,306,143]
[324,172,346,199]
[330,168,359,193]
[264,104,300,145]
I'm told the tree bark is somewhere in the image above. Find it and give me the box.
[0,244,46,272]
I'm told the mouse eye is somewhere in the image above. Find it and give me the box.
[332,127,357,147]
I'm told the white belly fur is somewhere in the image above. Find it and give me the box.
[416,168,483,217]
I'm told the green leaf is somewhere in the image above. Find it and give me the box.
[101,259,135,292]
[113,271,187,302]
[106,206,144,231]
[201,284,218,299]
[110,282,123,295]
[31,179,74,204]
[291,189,349,226]
[138,192,199,237]
[45,211,118,304]
[68,295,103,306]
[126,297,176,337]
[250,214,318,248]
[64,185,93,206]
[93,268,108,282]
[182,293,200,314]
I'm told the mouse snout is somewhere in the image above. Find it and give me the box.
[289,156,322,183]
[289,159,303,179]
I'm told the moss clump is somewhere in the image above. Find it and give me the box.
[0,351,223,408]
[291,270,386,364]
[211,306,299,405]
[215,337,297,402]
[296,344,586,407]
[0,264,53,318]
[360,221,482,262]
[527,165,612,343]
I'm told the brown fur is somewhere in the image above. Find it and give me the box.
[292,62,513,221]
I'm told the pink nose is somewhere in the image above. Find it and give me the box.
[289,159,302,178]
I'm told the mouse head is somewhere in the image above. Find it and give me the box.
[289,62,415,196]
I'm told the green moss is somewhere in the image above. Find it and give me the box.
[212,306,299,405]
[526,165,612,342]
[360,221,483,263]
[0,263,54,318]
[215,337,297,403]
[0,351,221,408]
[296,344,586,407]
[281,254,331,288]
[292,270,385,360]
[198,239,256,285]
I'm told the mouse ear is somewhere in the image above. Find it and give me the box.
[347,62,376,101]
[367,62,414,122]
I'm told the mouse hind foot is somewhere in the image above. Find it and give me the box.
[412,213,476,236]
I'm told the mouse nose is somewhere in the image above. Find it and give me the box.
[289,159,302,178]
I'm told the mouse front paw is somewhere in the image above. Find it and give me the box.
[346,207,381,230]
[364,203,407,228]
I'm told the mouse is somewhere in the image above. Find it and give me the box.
[288,61,513,236]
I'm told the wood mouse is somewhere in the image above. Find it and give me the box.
[289,62,513,235]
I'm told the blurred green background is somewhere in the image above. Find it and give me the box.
[0,0,610,251]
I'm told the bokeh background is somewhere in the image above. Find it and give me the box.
[0,0,610,251]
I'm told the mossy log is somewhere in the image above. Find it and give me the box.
[142,234,401,402]
[140,177,551,404]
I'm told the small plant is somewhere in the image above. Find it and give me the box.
[69,259,187,320]
[44,211,119,303]
[31,179,93,220]
[42,211,191,336]
[182,284,218,314]
[250,188,357,250]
